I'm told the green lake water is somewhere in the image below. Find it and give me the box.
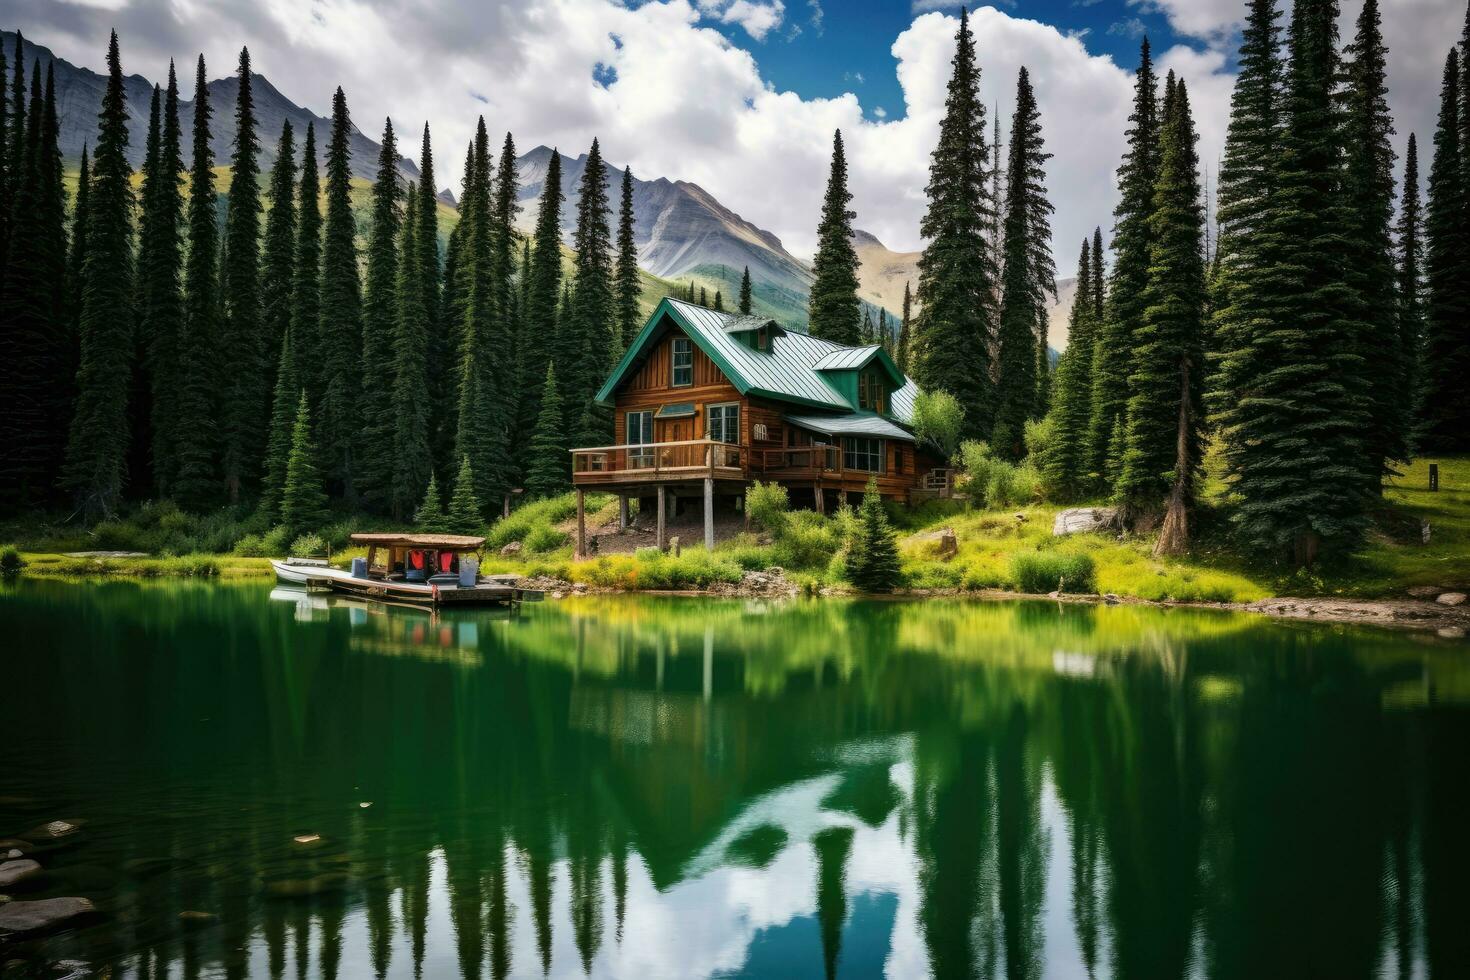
[1,580,1468,979]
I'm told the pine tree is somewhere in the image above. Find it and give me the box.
[992,68,1055,460]
[847,478,901,592]
[279,390,329,540]
[1118,77,1206,547]
[1341,0,1406,485]
[172,55,220,510]
[878,308,890,353]
[454,119,504,510]
[0,40,8,293]
[896,281,912,374]
[1090,38,1159,482]
[260,119,297,424]
[859,307,875,345]
[739,265,753,314]
[525,364,567,498]
[413,473,449,533]
[522,147,564,445]
[318,87,364,499]
[414,125,446,479]
[614,166,641,352]
[447,454,484,534]
[1395,134,1424,412]
[699,285,707,307]
[807,130,861,344]
[490,131,521,488]
[357,117,402,513]
[913,9,996,441]
[569,138,615,446]
[1420,51,1470,450]
[391,180,432,520]
[259,325,297,523]
[289,122,321,409]
[63,32,134,519]
[3,35,23,281]
[714,290,724,312]
[219,47,265,503]
[1042,239,1095,501]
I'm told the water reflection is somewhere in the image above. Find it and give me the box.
[2,581,1468,978]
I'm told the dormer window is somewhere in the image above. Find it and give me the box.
[858,369,885,413]
[672,337,693,387]
[756,328,767,351]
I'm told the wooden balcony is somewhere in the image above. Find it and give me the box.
[571,439,748,486]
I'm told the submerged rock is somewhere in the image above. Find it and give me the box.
[0,861,40,889]
[0,897,95,935]
[1436,592,1466,607]
[20,821,82,844]
[179,910,218,927]
[1053,507,1119,536]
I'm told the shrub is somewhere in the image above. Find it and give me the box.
[290,532,327,557]
[847,478,902,592]
[233,533,268,557]
[771,511,841,569]
[487,493,586,550]
[1,545,24,576]
[912,390,966,458]
[957,440,1039,510]
[1009,550,1096,594]
[746,481,790,536]
[1023,416,1054,460]
[524,524,569,553]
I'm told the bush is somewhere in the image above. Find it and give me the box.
[569,549,742,590]
[1023,416,1054,460]
[1009,550,1096,594]
[771,511,841,569]
[956,441,1040,510]
[1,545,24,576]
[911,390,966,458]
[746,481,790,536]
[524,524,569,553]
[232,533,268,557]
[290,532,327,557]
[487,493,586,550]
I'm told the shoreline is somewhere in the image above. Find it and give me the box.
[10,551,1468,638]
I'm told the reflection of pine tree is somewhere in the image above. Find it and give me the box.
[996,705,1048,980]
[814,826,855,980]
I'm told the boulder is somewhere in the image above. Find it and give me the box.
[1437,592,1467,607]
[0,897,95,935]
[499,541,522,557]
[0,862,39,889]
[20,821,81,844]
[1053,508,1119,537]
[1407,585,1446,599]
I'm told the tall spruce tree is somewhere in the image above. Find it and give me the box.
[130,82,163,496]
[521,148,564,444]
[318,87,364,500]
[491,131,521,487]
[1395,134,1423,412]
[446,454,484,535]
[615,166,641,353]
[289,122,321,409]
[413,124,445,478]
[912,8,996,441]
[138,64,185,498]
[807,130,861,344]
[455,119,502,512]
[391,180,432,520]
[739,265,752,315]
[569,138,615,446]
[1118,77,1206,548]
[896,281,912,374]
[260,120,297,421]
[219,47,265,502]
[4,34,23,279]
[259,326,297,523]
[1420,51,1470,450]
[1042,239,1096,501]
[172,55,220,510]
[65,144,90,390]
[1090,38,1159,482]
[1341,0,1406,485]
[279,390,329,540]
[358,117,402,513]
[992,68,1055,460]
[525,364,567,498]
[63,31,134,518]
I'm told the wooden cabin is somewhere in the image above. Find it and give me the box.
[569,298,949,555]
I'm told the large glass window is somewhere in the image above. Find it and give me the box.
[707,403,740,444]
[671,337,694,387]
[627,410,653,467]
[843,437,883,472]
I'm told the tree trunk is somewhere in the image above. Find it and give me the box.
[1153,356,1192,558]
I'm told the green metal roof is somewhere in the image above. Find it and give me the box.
[597,298,919,412]
[811,345,906,387]
[784,412,916,442]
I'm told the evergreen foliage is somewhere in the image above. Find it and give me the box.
[896,282,912,374]
[219,47,265,502]
[391,180,433,521]
[447,454,484,534]
[1090,39,1159,480]
[63,32,134,518]
[490,131,521,487]
[738,265,752,314]
[1421,51,1470,450]
[522,148,564,444]
[413,473,448,533]
[1395,134,1423,411]
[259,325,298,523]
[615,166,641,352]
[847,478,901,592]
[807,130,861,344]
[525,364,568,498]
[260,119,297,427]
[318,87,364,499]
[992,68,1055,460]
[289,122,321,409]
[358,117,403,513]
[279,390,329,540]
[912,9,996,441]
[569,138,616,447]
[1042,239,1096,501]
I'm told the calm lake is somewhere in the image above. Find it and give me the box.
[2,580,1468,979]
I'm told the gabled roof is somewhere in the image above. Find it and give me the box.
[784,412,916,442]
[812,344,906,388]
[596,298,923,420]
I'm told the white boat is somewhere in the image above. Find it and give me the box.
[270,557,331,585]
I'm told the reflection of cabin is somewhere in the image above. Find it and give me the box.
[570,298,947,555]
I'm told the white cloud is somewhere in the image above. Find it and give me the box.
[699,0,786,40]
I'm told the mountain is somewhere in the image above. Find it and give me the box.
[6,30,425,187]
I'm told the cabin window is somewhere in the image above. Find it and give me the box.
[858,370,885,413]
[844,437,883,473]
[671,337,694,387]
[707,403,740,444]
[757,328,767,350]
[627,410,654,467]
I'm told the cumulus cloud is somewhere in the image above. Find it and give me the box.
[700,0,786,41]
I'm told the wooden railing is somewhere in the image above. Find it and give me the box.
[755,445,842,477]
[571,439,747,480]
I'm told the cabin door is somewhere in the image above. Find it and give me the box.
[657,416,694,467]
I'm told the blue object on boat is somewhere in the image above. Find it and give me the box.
[351,556,368,578]
[459,558,478,588]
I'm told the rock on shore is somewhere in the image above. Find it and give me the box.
[0,896,95,934]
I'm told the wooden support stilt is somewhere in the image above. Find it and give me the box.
[704,478,715,551]
[657,485,667,551]
[814,483,824,515]
[575,489,586,559]
[619,496,629,530]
